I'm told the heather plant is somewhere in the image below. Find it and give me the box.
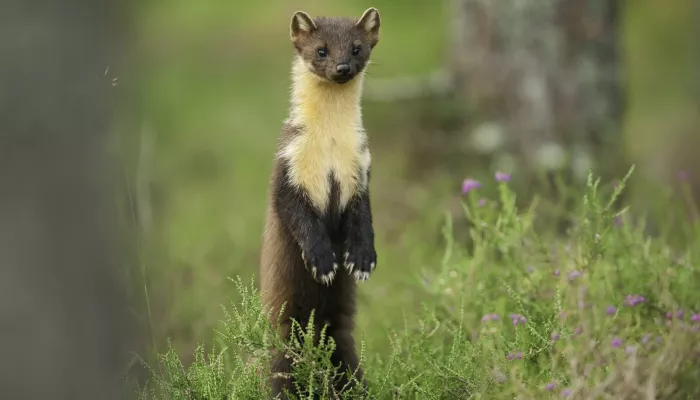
[134,168,700,399]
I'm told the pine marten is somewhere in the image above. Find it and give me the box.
[259,7,381,399]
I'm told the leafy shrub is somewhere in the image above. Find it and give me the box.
[134,169,700,399]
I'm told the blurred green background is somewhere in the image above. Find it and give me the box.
[122,0,699,372]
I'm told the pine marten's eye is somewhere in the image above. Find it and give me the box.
[352,46,361,56]
[317,47,328,58]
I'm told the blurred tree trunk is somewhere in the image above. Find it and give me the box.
[622,0,700,235]
[0,0,134,399]
[448,0,624,181]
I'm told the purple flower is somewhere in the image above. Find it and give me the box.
[495,172,511,182]
[545,382,556,391]
[510,314,526,325]
[551,332,560,341]
[477,198,487,207]
[611,337,622,348]
[678,310,685,319]
[624,294,645,307]
[561,388,572,397]
[606,305,617,315]
[568,270,582,281]
[462,178,481,194]
[666,311,673,320]
[482,313,499,322]
[553,269,560,277]
[574,326,583,335]
[613,215,623,227]
[691,314,700,322]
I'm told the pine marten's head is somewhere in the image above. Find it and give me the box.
[290,8,380,85]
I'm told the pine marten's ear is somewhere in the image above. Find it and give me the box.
[290,11,317,43]
[356,7,380,48]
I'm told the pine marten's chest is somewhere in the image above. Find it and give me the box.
[281,124,369,214]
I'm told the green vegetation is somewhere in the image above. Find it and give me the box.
[133,171,700,398]
[124,0,699,398]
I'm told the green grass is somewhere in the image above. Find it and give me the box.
[132,170,700,399]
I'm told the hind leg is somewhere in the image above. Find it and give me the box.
[329,330,368,397]
[269,348,295,400]
[269,319,325,399]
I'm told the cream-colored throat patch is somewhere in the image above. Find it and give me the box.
[279,57,372,213]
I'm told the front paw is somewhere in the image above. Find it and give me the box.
[343,241,377,281]
[301,245,338,286]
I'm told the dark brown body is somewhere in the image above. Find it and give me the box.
[260,120,374,398]
[260,196,361,398]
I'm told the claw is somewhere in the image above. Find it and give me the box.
[353,270,370,281]
[345,262,355,273]
[320,270,335,286]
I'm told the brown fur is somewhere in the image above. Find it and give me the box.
[259,7,381,399]
[290,8,379,84]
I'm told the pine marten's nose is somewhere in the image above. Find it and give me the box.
[336,64,351,75]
